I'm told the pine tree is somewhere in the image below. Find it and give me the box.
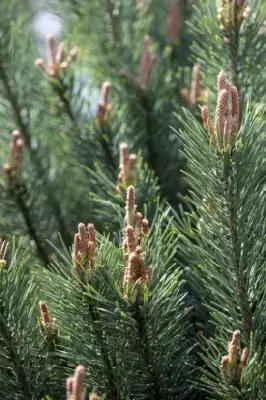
[1,0,266,399]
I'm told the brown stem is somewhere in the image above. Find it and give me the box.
[15,186,50,265]
[0,62,31,147]
[55,81,76,124]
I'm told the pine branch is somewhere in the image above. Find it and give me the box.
[55,80,76,124]
[94,124,117,178]
[141,91,157,173]
[133,300,165,400]
[105,0,119,50]
[15,186,50,265]
[0,309,32,399]
[223,156,252,340]
[227,31,239,90]
[89,302,121,400]
[0,61,31,147]
[0,59,72,248]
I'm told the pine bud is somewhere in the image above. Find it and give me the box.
[126,225,137,254]
[47,34,56,67]
[101,81,112,106]
[215,88,229,137]
[34,58,46,73]
[228,330,240,368]
[39,301,58,340]
[168,0,181,43]
[66,364,85,400]
[141,219,149,236]
[130,252,142,279]
[125,185,137,226]
[119,143,129,169]
[139,36,157,86]
[88,223,97,270]
[5,130,24,184]
[127,154,137,185]
[78,223,89,251]
[190,64,201,106]
[241,347,248,368]
[136,0,145,8]
[96,81,112,125]
[89,393,99,400]
[35,39,78,80]
[182,64,208,108]
[73,224,88,274]
[39,301,50,324]
[55,41,65,66]
[217,0,250,32]
[88,223,96,244]
[135,212,143,241]
[217,70,229,93]
[201,105,212,132]
[231,86,239,120]
[232,329,240,345]
[220,355,230,378]
[128,154,137,172]
[73,223,97,275]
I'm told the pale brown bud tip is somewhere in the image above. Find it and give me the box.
[12,130,21,139]
[220,355,229,369]
[89,393,99,400]
[142,219,149,235]
[201,105,209,126]
[129,154,137,170]
[120,142,129,167]
[100,80,112,105]
[87,223,96,244]
[78,223,87,237]
[73,364,85,396]
[34,58,45,72]
[135,212,143,222]
[102,80,112,90]
[232,329,240,344]
[47,33,55,42]
[217,70,228,93]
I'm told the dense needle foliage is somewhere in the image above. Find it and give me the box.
[1,0,266,399]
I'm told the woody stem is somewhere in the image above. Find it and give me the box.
[133,299,165,399]
[223,157,252,340]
